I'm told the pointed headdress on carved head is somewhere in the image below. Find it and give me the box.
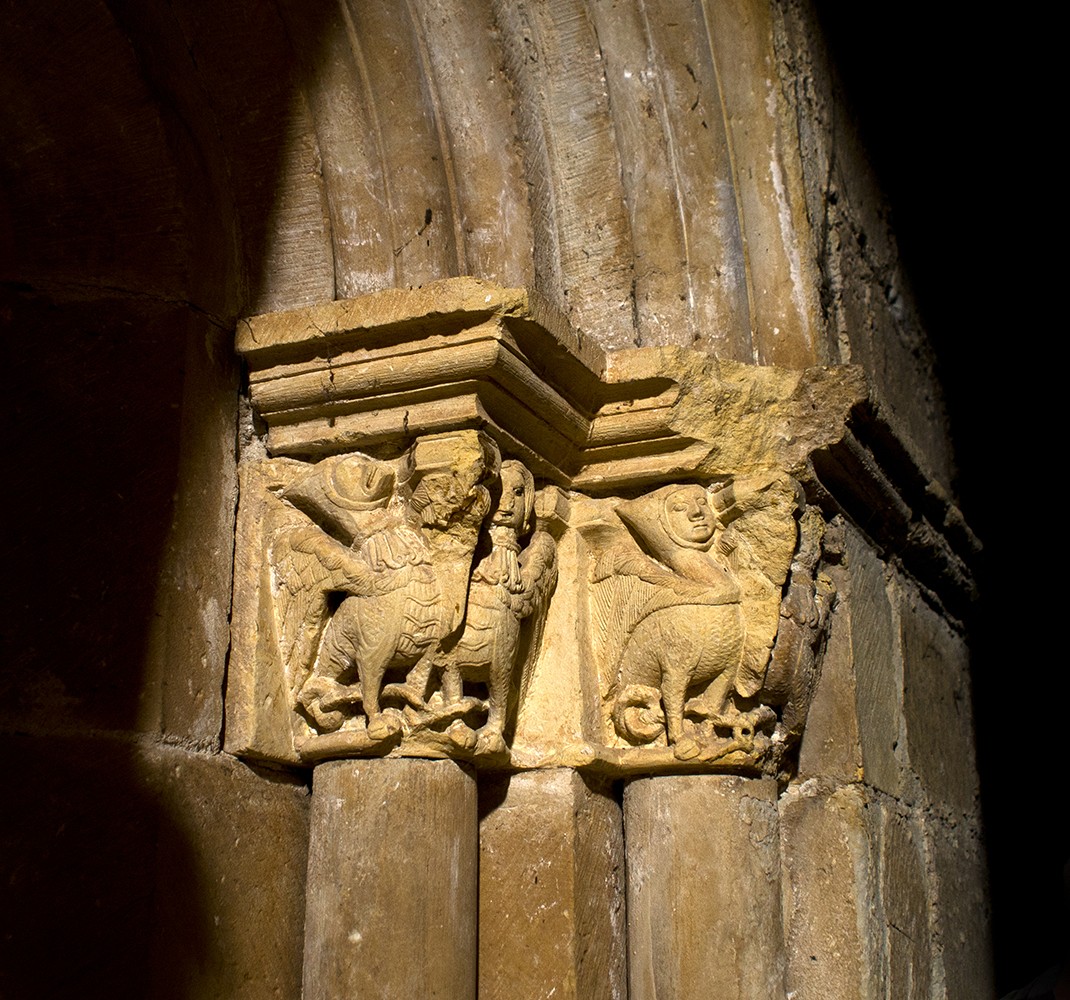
[617,483,719,557]
[281,453,395,545]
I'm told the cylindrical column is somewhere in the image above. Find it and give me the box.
[625,774,785,1000]
[478,769,626,1000]
[302,757,477,999]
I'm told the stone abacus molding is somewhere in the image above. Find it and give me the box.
[226,277,977,776]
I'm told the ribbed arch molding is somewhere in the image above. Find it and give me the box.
[267,0,826,365]
[0,0,826,367]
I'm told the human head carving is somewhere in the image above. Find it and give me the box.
[661,484,717,548]
[492,460,535,534]
[617,483,719,563]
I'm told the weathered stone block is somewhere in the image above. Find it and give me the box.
[779,781,880,1000]
[797,564,863,782]
[625,774,785,1000]
[929,819,994,998]
[140,743,310,1000]
[876,806,933,1000]
[302,758,477,1000]
[479,769,626,1000]
[0,733,309,1000]
[899,588,978,814]
[845,527,902,796]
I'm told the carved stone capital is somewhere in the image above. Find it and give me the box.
[226,277,971,776]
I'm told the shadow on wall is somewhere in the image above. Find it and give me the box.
[0,289,212,994]
[0,0,335,994]
[812,3,1068,991]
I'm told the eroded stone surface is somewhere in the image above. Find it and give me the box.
[846,526,902,796]
[929,819,994,998]
[876,806,933,1000]
[479,770,625,1000]
[625,774,785,1000]
[235,278,867,487]
[900,588,978,814]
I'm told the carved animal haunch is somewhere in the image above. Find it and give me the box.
[267,435,556,758]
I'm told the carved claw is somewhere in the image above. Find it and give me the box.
[447,720,478,751]
[475,728,507,755]
[672,735,701,761]
[366,713,402,742]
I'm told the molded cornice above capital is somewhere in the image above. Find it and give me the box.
[237,276,867,494]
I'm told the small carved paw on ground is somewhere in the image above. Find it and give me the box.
[672,735,701,760]
[366,713,402,742]
[475,729,507,755]
[447,720,478,750]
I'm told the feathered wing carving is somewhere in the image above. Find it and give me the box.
[265,450,453,737]
[584,477,806,759]
[711,474,802,696]
[270,518,379,704]
[590,538,746,747]
[261,440,562,754]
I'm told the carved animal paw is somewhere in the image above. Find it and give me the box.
[672,735,701,761]
[475,729,507,755]
[447,720,478,751]
[366,713,402,742]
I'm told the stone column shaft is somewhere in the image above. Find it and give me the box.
[625,774,786,1000]
[302,758,477,1000]
[479,769,626,1000]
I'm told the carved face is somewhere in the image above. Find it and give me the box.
[331,456,394,508]
[663,486,716,545]
[410,471,470,527]
[492,462,532,531]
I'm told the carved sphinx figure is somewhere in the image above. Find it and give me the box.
[266,435,556,756]
[589,476,803,760]
[434,460,558,754]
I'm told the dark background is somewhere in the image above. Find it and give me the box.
[816,4,1066,991]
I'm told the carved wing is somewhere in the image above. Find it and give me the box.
[714,475,803,695]
[515,530,558,617]
[513,530,559,705]
[714,474,801,588]
[588,544,697,702]
[270,523,379,698]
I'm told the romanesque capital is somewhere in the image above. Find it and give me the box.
[226,277,880,776]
